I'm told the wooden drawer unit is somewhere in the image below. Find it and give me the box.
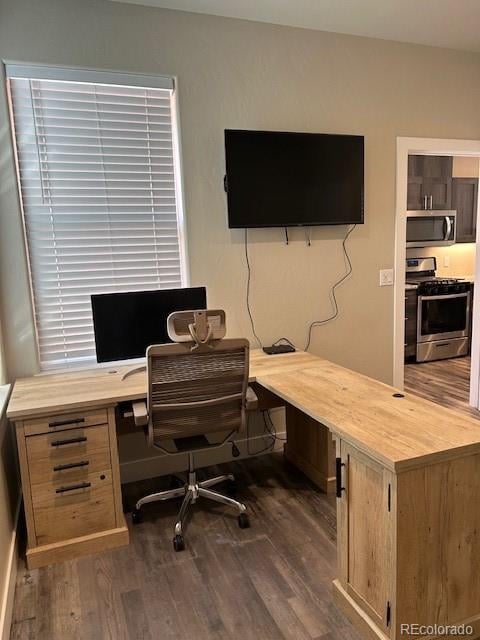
[26,424,111,485]
[31,469,116,546]
[14,405,128,569]
[24,408,108,436]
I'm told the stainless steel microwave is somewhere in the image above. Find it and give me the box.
[406,210,456,248]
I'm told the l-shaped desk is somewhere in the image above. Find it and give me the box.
[7,350,480,640]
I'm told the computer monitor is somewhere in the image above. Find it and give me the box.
[91,287,207,363]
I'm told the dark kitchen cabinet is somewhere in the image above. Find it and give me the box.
[404,289,417,361]
[408,155,452,179]
[452,177,478,243]
[407,155,453,210]
[407,176,424,210]
[422,177,452,210]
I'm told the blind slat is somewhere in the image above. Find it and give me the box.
[8,71,184,370]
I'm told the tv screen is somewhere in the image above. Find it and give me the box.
[225,130,364,228]
[91,287,207,363]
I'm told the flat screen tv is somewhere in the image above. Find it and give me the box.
[225,130,364,228]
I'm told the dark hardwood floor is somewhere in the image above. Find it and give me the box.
[404,355,480,419]
[10,454,359,640]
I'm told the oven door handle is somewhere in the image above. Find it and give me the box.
[444,216,452,241]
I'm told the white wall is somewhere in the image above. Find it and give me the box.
[1,0,480,386]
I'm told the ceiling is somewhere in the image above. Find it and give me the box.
[111,0,480,53]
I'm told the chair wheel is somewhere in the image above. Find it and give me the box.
[238,513,250,529]
[131,508,142,524]
[173,534,185,552]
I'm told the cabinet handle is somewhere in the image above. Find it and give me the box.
[429,195,433,209]
[423,195,428,210]
[51,436,87,447]
[336,457,345,498]
[55,481,91,494]
[53,460,89,472]
[49,417,85,428]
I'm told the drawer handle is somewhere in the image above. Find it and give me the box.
[336,457,345,498]
[51,436,87,447]
[49,417,85,428]
[55,481,91,494]
[53,460,89,472]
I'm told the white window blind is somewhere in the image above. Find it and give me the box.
[6,66,186,370]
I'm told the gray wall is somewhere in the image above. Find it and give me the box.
[1,0,480,383]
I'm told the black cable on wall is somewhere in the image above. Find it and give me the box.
[304,224,356,351]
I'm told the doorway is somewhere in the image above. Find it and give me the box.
[394,138,480,414]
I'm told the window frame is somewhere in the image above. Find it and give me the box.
[5,62,190,372]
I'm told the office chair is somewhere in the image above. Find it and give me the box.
[131,309,257,551]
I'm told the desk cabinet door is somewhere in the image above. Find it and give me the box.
[336,441,394,636]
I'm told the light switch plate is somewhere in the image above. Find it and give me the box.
[379,268,394,286]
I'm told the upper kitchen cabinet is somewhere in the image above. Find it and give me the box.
[452,177,478,243]
[407,155,453,210]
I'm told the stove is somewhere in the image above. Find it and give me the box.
[410,278,471,296]
[405,257,472,362]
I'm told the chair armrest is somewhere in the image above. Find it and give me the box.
[132,401,148,427]
[245,386,259,411]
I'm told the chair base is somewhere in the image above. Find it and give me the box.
[132,462,249,550]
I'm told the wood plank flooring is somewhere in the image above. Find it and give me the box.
[10,454,359,640]
[404,355,480,419]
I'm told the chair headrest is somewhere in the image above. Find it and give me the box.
[167,309,226,347]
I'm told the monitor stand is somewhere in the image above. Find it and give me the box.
[121,365,146,381]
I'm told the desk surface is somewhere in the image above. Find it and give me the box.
[258,360,480,471]
[8,349,480,471]
[6,350,318,420]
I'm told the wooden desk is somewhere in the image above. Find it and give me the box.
[258,360,480,640]
[7,350,333,569]
[7,349,319,419]
[8,350,480,640]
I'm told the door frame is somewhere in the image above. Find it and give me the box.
[394,137,480,407]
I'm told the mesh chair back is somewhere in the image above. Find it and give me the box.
[146,338,249,447]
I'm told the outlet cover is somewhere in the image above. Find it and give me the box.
[379,269,394,286]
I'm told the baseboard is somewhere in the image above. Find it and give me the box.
[120,430,286,484]
[0,496,21,640]
[26,524,129,570]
